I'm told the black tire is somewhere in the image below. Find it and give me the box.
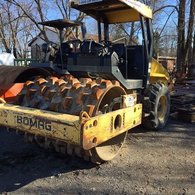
[143,82,170,130]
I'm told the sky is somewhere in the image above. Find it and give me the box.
[46,0,180,36]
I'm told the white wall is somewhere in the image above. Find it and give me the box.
[30,28,60,60]
[31,29,60,46]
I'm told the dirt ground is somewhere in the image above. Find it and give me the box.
[0,117,194,195]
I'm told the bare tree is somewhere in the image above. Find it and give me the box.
[52,0,85,39]
[7,0,49,42]
[7,0,85,41]
[0,1,33,57]
[0,0,86,60]
[0,2,13,53]
[54,0,71,19]
[193,32,195,64]
[177,0,195,72]
[184,0,195,65]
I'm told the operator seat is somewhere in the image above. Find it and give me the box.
[112,43,126,59]
[112,43,126,76]
[55,42,72,64]
[80,40,103,54]
[127,45,144,79]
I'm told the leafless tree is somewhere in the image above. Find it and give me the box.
[193,32,195,64]
[0,1,34,57]
[52,0,85,39]
[0,0,85,59]
[54,0,71,19]
[7,0,85,42]
[177,0,195,72]
[7,0,49,42]
[184,0,195,65]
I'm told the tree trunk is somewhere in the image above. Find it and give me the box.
[0,11,11,53]
[129,22,135,45]
[177,0,186,72]
[193,32,195,64]
[183,0,195,66]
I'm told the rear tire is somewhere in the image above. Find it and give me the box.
[143,82,170,130]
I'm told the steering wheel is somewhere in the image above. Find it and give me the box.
[95,40,112,56]
[100,40,112,47]
[67,39,82,44]
[67,39,82,48]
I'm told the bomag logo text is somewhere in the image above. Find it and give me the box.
[16,116,52,131]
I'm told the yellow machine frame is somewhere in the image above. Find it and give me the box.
[0,100,142,150]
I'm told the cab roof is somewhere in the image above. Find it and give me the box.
[39,19,82,29]
[70,0,152,24]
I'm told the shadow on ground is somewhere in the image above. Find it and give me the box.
[0,128,95,193]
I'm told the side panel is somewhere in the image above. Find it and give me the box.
[0,103,81,145]
[0,102,142,150]
[82,104,142,150]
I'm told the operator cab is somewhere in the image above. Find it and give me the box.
[30,19,85,74]
[68,0,153,89]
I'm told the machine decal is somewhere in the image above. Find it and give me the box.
[16,115,52,131]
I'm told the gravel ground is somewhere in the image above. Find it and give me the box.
[0,117,194,195]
